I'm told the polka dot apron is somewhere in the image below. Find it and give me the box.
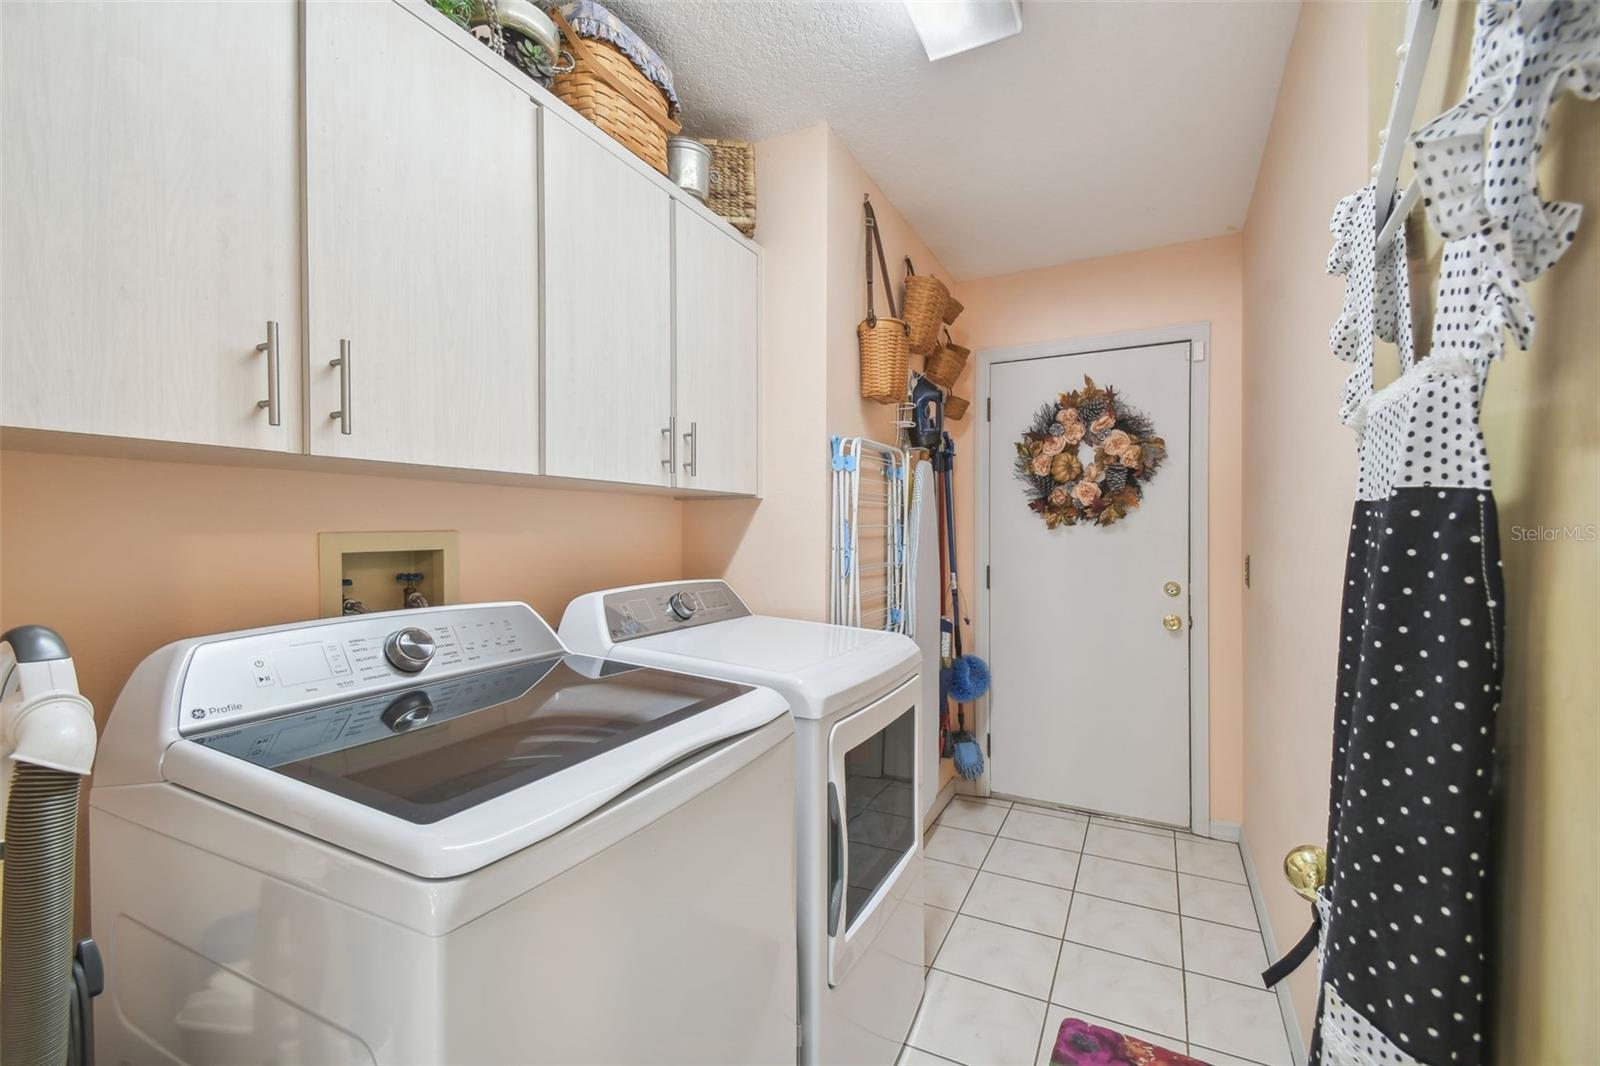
[1306,5,1599,1064]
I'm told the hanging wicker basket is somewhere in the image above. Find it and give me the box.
[944,393,971,421]
[859,198,909,404]
[942,294,965,325]
[902,257,950,356]
[549,8,680,174]
[923,330,970,390]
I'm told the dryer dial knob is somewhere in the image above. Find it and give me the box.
[385,627,435,673]
[667,592,697,621]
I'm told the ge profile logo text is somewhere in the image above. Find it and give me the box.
[190,708,206,719]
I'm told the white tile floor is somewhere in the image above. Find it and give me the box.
[901,797,1296,1066]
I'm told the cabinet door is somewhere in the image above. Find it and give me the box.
[673,206,760,495]
[542,115,673,486]
[305,0,539,473]
[1,2,301,450]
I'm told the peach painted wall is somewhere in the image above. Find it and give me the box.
[1240,0,1369,1039]
[0,450,684,732]
[956,235,1245,824]
[680,125,831,621]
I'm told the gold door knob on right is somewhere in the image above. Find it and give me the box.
[1163,614,1182,632]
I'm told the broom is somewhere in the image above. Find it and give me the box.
[937,434,988,778]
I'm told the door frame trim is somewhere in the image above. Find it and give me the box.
[972,323,1211,834]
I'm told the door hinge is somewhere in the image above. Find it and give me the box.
[1244,553,1251,588]
[986,397,991,421]
[1191,341,1207,362]
[985,564,990,589]
[986,732,991,754]
[796,1025,803,1050]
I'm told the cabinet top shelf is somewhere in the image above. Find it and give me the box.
[397,0,761,256]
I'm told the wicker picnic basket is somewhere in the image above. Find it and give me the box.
[550,8,680,174]
[704,138,756,237]
[944,393,971,421]
[902,257,949,355]
[923,331,970,390]
[859,198,909,404]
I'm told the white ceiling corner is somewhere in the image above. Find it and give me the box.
[603,0,1300,280]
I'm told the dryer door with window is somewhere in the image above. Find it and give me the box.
[826,676,921,986]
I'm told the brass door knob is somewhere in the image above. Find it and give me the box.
[1283,844,1328,902]
[1162,614,1182,632]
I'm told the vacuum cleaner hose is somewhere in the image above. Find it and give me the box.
[2,763,83,1066]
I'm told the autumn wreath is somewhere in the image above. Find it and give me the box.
[1013,376,1167,528]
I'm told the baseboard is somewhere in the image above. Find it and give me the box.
[1238,826,1311,1066]
[1208,819,1242,842]
[923,776,958,833]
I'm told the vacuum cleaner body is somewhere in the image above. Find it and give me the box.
[1,625,100,1066]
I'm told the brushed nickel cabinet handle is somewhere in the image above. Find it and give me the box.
[682,421,698,478]
[329,339,352,435]
[661,416,676,471]
[255,321,281,427]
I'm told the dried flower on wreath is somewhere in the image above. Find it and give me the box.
[1012,375,1167,529]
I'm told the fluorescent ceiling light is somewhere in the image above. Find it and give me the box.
[904,0,1022,62]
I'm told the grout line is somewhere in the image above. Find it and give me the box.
[1189,1045,1276,1066]
[924,964,1051,1006]
[1175,862,1190,1046]
[945,907,1068,944]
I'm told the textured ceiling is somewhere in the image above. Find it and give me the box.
[604,0,1300,280]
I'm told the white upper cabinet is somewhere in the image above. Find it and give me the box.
[541,114,674,487]
[1,1,302,450]
[304,0,540,473]
[674,205,760,495]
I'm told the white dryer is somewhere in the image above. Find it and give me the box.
[560,581,924,1066]
[90,602,798,1065]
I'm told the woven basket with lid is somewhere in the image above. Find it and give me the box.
[549,8,679,174]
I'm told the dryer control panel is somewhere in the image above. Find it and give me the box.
[602,581,751,641]
[177,603,562,735]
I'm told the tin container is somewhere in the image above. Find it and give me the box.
[667,136,712,201]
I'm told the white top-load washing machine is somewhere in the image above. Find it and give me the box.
[90,602,799,1065]
[560,581,924,1066]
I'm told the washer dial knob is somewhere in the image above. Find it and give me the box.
[667,592,697,621]
[385,627,436,673]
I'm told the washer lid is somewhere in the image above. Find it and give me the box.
[618,616,918,720]
[161,654,788,878]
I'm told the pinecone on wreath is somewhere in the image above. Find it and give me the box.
[1103,465,1129,495]
[1077,393,1109,424]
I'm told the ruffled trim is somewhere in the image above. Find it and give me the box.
[1412,2,1600,286]
[1325,184,1415,430]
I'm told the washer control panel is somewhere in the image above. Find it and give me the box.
[604,581,750,641]
[177,603,561,735]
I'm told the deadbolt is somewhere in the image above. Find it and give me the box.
[1163,581,1181,597]
[1163,614,1183,632]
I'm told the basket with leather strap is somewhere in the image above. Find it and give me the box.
[550,7,680,174]
[902,257,949,356]
[942,293,964,325]
[944,393,971,421]
[858,197,909,404]
[923,330,970,390]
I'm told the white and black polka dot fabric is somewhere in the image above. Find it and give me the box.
[1311,4,1599,1065]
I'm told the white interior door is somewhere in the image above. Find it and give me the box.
[305,0,539,472]
[987,342,1193,825]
